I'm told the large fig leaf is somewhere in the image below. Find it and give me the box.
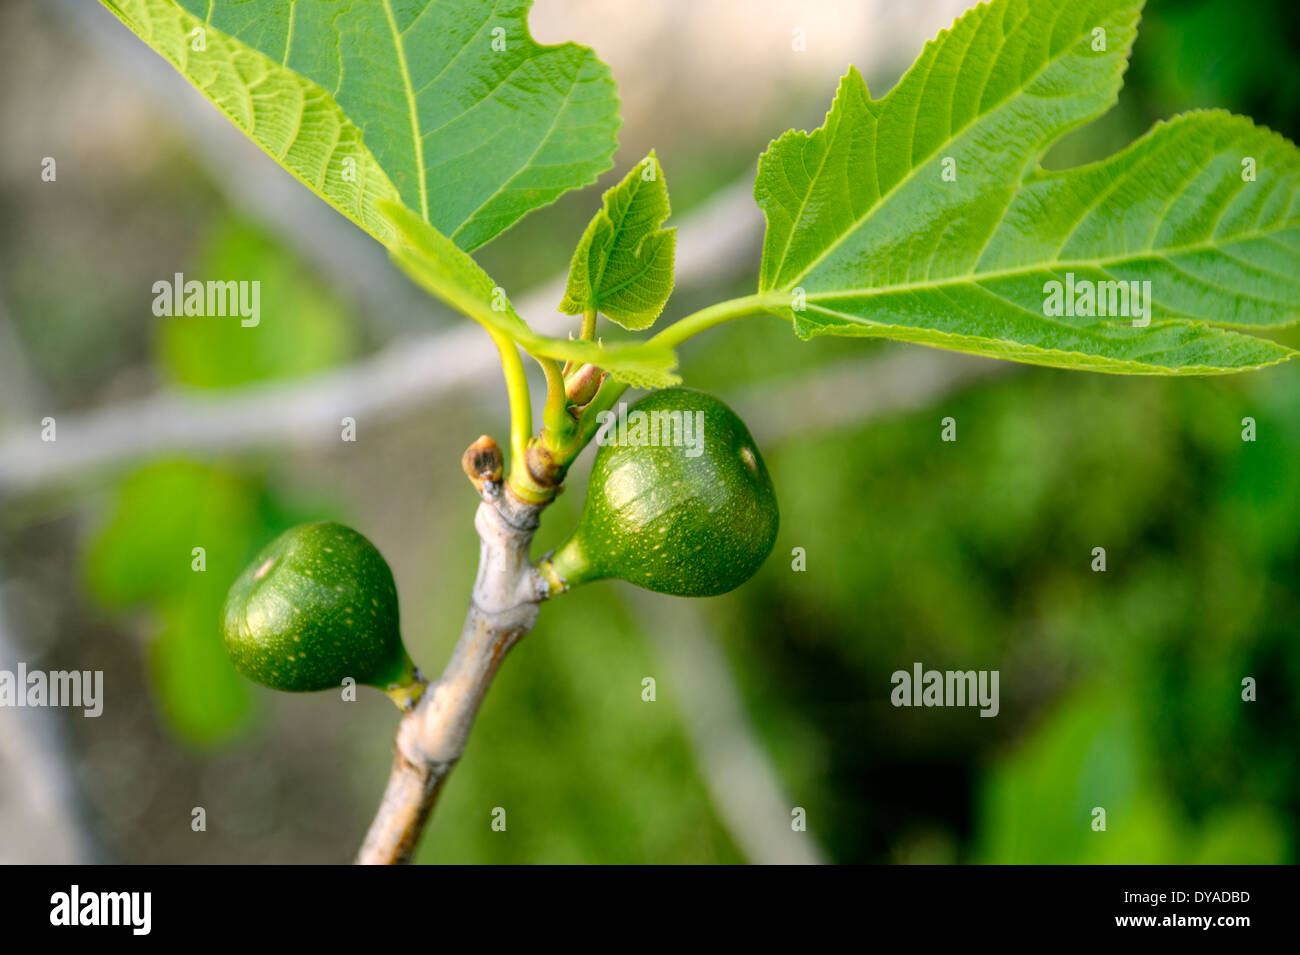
[754,0,1299,374]
[102,0,620,251]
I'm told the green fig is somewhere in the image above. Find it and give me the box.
[545,387,778,597]
[222,522,422,708]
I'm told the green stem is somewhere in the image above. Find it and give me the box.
[566,374,628,459]
[493,294,781,496]
[486,329,532,477]
[648,292,782,351]
[539,356,572,445]
[550,295,781,464]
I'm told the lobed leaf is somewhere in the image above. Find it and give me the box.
[102,0,403,243]
[754,0,1300,374]
[560,151,677,330]
[169,0,620,252]
[102,0,621,252]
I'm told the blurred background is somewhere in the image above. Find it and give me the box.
[1,0,1297,864]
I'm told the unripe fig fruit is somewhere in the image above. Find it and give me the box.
[222,522,422,707]
[546,387,778,596]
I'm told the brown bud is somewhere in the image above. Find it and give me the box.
[525,441,568,491]
[462,435,503,491]
[564,364,606,408]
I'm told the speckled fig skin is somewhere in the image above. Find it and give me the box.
[550,387,778,596]
[222,522,416,693]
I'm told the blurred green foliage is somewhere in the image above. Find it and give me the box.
[1134,0,1300,124]
[84,213,354,744]
[681,332,1300,862]
[158,217,356,388]
[86,459,259,744]
[976,688,1288,864]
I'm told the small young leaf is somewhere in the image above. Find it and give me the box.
[561,151,677,330]
[382,202,679,389]
[754,0,1300,374]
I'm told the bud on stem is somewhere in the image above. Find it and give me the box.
[461,435,503,493]
[564,363,606,409]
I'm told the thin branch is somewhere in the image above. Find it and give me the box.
[0,590,100,863]
[0,325,491,495]
[0,342,1013,501]
[625,590,827,865]
[356,479,546,864]
[354,348,1011,863]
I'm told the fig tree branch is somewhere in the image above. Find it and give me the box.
[357,477,547,864]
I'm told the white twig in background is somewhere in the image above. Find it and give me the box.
[0,337,1009,495]
[0,590,97,863]
[626,590,828,865]
[0,173,763,495]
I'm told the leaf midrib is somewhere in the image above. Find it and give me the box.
[774,0,1085,292]
[590,177,644,300]
[381,0,429,221]
[599,236,667,301]
[796,220,1299,310]
[797,300,1294,373]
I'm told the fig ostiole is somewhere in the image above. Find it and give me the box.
[221,522,424,710]
[541,387,778,597]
